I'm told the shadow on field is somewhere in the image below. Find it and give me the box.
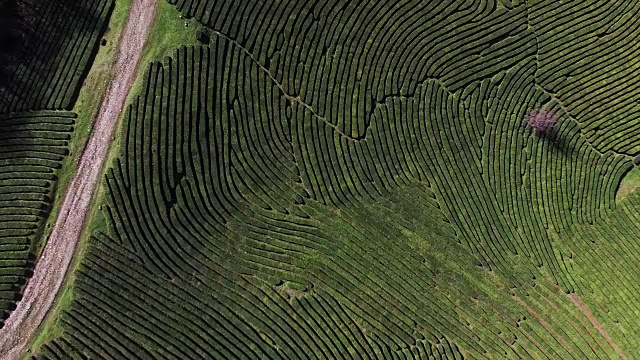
[0,0,113,112]
[537,128,569,154]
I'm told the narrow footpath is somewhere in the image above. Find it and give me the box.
[0,0,157,357]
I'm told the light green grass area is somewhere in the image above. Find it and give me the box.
[128,0,204,99]
[616,166,640,201]
[24,0,203,355]
[142,0,204,63]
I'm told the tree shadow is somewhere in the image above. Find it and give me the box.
[535,127,569,155]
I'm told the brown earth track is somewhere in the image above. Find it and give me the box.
[0,0,157,358]
[513,295,574,356]
[567,293,627,360]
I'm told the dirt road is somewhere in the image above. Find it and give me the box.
[0,0,157,358]
[568,293,627,360]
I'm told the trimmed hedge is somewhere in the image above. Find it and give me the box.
[31,0,640,358]
[0,111,75,324]
[0,0,114,113]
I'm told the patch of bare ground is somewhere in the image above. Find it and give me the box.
[0,0,157,358]
[273,281,314,303]
[616,182,637,201]
[513,295,573,355]
[568,293,627,360]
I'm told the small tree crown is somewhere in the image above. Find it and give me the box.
[527,108,558,135]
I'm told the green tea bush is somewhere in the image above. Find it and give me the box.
[0,0,114,113]
[31,0,640,358]
[0,111,74,324]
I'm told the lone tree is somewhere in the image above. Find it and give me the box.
[527,108,559,136]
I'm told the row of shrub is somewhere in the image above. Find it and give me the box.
[556,190,640,356]
[530,0,640,156]
[166,0,540,142]
[0,111,74,325]
[30,21,636,357]
[0,0,113,113]
[157,0,636,292]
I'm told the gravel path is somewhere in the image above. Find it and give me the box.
[0,0,157,358]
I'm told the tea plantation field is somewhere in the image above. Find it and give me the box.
[17,0,640,358]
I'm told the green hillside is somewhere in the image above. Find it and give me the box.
[24,0,640,358]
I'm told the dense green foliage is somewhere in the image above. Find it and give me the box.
[0,0,113,327]
[29,0,640,358]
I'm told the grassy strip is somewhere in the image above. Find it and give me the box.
[23,0,203,356]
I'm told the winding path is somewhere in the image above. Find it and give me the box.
[0,0,157,358]
[568,293,627,360]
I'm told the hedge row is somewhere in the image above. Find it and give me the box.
[0,0,114,330]
[0,111,75,324]
[530,0,640,155]
[36,28,630,359]
[32,0,640,358]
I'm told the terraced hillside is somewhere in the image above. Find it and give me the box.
[27,0,640,358]
[0,0,114,326]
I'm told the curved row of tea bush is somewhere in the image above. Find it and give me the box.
[167,0,640,159]
[0,111,74,325]
[0,0,114,113]
[168,0,537,141]
[554,190,640,356]
[530,0,640,156]
[30,21,636,357]
[158,0,638,294]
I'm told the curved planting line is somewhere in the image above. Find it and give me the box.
[23,1,640,358]
[0,0,157,358]
[0,0,114,113]
[0,111,76,321]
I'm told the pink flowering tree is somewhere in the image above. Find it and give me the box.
[526,108,559,136]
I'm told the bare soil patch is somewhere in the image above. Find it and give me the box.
[568,293,627,360]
